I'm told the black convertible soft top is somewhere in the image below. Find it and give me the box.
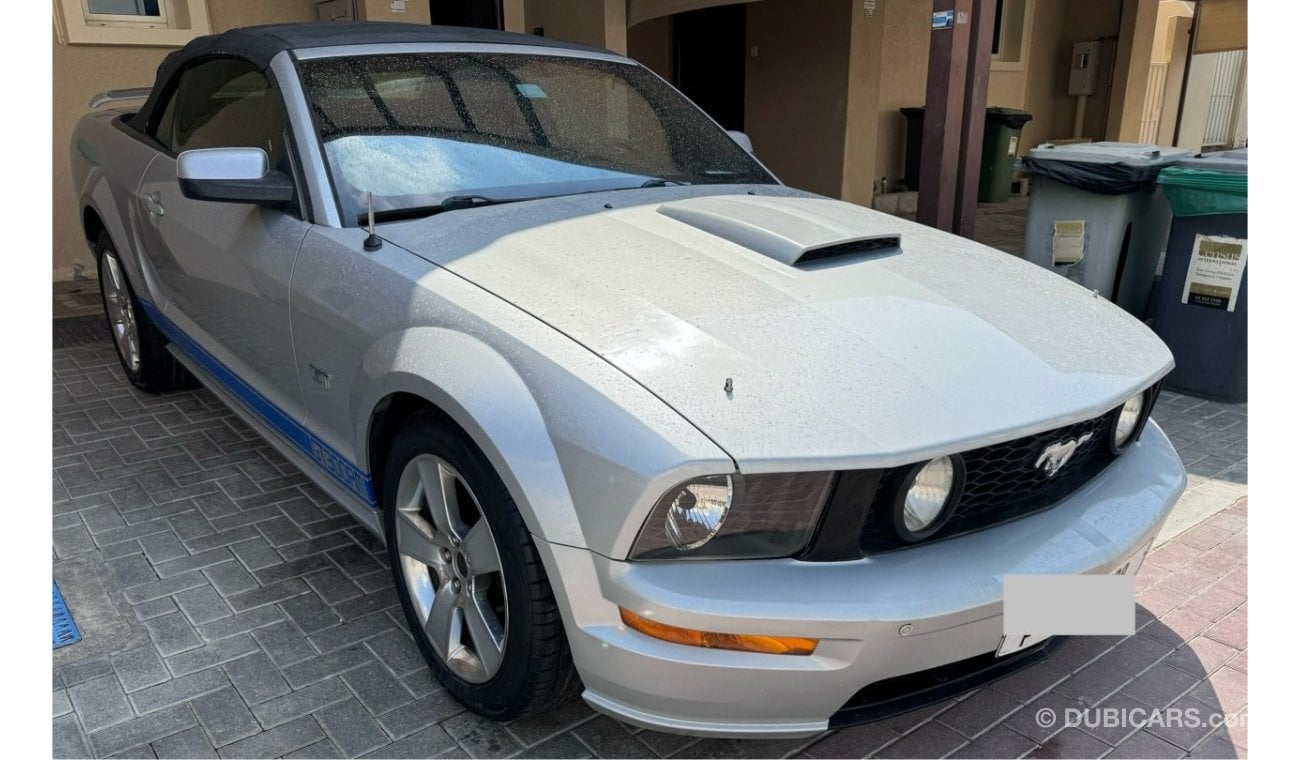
[129,21,610,132]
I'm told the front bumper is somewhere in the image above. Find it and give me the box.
[539,422,1186,738]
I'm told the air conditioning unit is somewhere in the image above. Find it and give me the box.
[318,0,356,21]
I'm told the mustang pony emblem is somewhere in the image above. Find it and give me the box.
[1035,433,1094,477]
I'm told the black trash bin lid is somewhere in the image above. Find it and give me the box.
[986,107,1033,128]
[899,106,1032,128]
[1027,142,1191,166]
[1022,142,1193,194]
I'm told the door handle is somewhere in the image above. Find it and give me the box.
[141,191,165,217]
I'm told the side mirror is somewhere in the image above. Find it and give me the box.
[727,130,754,153]
[177,147,294,205]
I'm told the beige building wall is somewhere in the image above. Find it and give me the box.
[1008,0,1061,148]
[837,0,931,205]
[1153,1,1195,61]
[982,0,1129,149]
[358,0,432,24]
[523,0,627,53]
[629,0,759,26]
[1107,0,1161,140]
[627,14,672,79]
[502,0,526,32]
[625,0,855,198]
[1195,0,1246,54]
[873,0,933,194]
[986,0,1047,115]
[744,0,851,198]
[1022,0,1123,145]
[839,2,884,206]
[622,0,1151,205]
[52,0,325,281]
[841,0,1129,204]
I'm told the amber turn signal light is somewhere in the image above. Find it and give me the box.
[619,608,818,656]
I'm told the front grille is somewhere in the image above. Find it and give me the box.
[859,411,1119,552]
[948,414,1113,531]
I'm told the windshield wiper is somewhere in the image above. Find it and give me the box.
[639,178,692,188]
[358,194,534,225]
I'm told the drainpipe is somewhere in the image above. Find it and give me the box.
[1171,0,1203,145]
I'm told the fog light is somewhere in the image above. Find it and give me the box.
[895,455,963,542]
[1112,393,1146,450]
[619,608,817,655]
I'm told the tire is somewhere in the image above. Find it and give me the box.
[95,231,194,393]
[382,411,577,720]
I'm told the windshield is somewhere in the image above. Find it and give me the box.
[299,52,777,223]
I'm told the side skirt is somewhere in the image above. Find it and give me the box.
[166,347,383,538]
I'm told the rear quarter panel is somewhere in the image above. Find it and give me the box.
[71,109,161,294]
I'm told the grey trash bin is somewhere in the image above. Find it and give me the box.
[1021,142,1192,317]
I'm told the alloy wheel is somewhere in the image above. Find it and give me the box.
[394,454,509,684]
[101,252,141,373]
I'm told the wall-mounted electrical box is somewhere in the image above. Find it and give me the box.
[1069,41,1101,96]
[318,0,355,21]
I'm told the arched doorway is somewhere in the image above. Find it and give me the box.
[673,3,747,130]
[628,2,750,131]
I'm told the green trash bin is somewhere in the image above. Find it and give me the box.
[898,107,1031,198]
[979,108,1033,202]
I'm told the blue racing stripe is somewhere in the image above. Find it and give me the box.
[137,300,377,506]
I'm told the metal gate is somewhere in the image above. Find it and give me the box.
[1203,50,1245,148]
[1138,62,1169,144]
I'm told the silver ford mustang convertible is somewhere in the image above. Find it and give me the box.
[71,22,1186,738]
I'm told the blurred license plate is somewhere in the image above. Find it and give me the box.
[998,542,1151,658]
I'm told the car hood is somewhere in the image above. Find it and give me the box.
[380,186,1173,470]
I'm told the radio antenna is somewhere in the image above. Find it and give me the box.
[363,191,383,251]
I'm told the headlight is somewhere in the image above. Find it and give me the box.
[1111,392,1146,450]
[894,455,963,542]
[630,472,835,560]
[664,475,732,550]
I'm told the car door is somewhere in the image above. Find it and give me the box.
[135,57,311,424]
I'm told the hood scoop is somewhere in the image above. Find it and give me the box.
[657,195,901,267]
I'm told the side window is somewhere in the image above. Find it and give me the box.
[152,86,179,151]
[151,58,290,171]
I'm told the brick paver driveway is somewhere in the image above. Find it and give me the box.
[53,321,1247,759]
